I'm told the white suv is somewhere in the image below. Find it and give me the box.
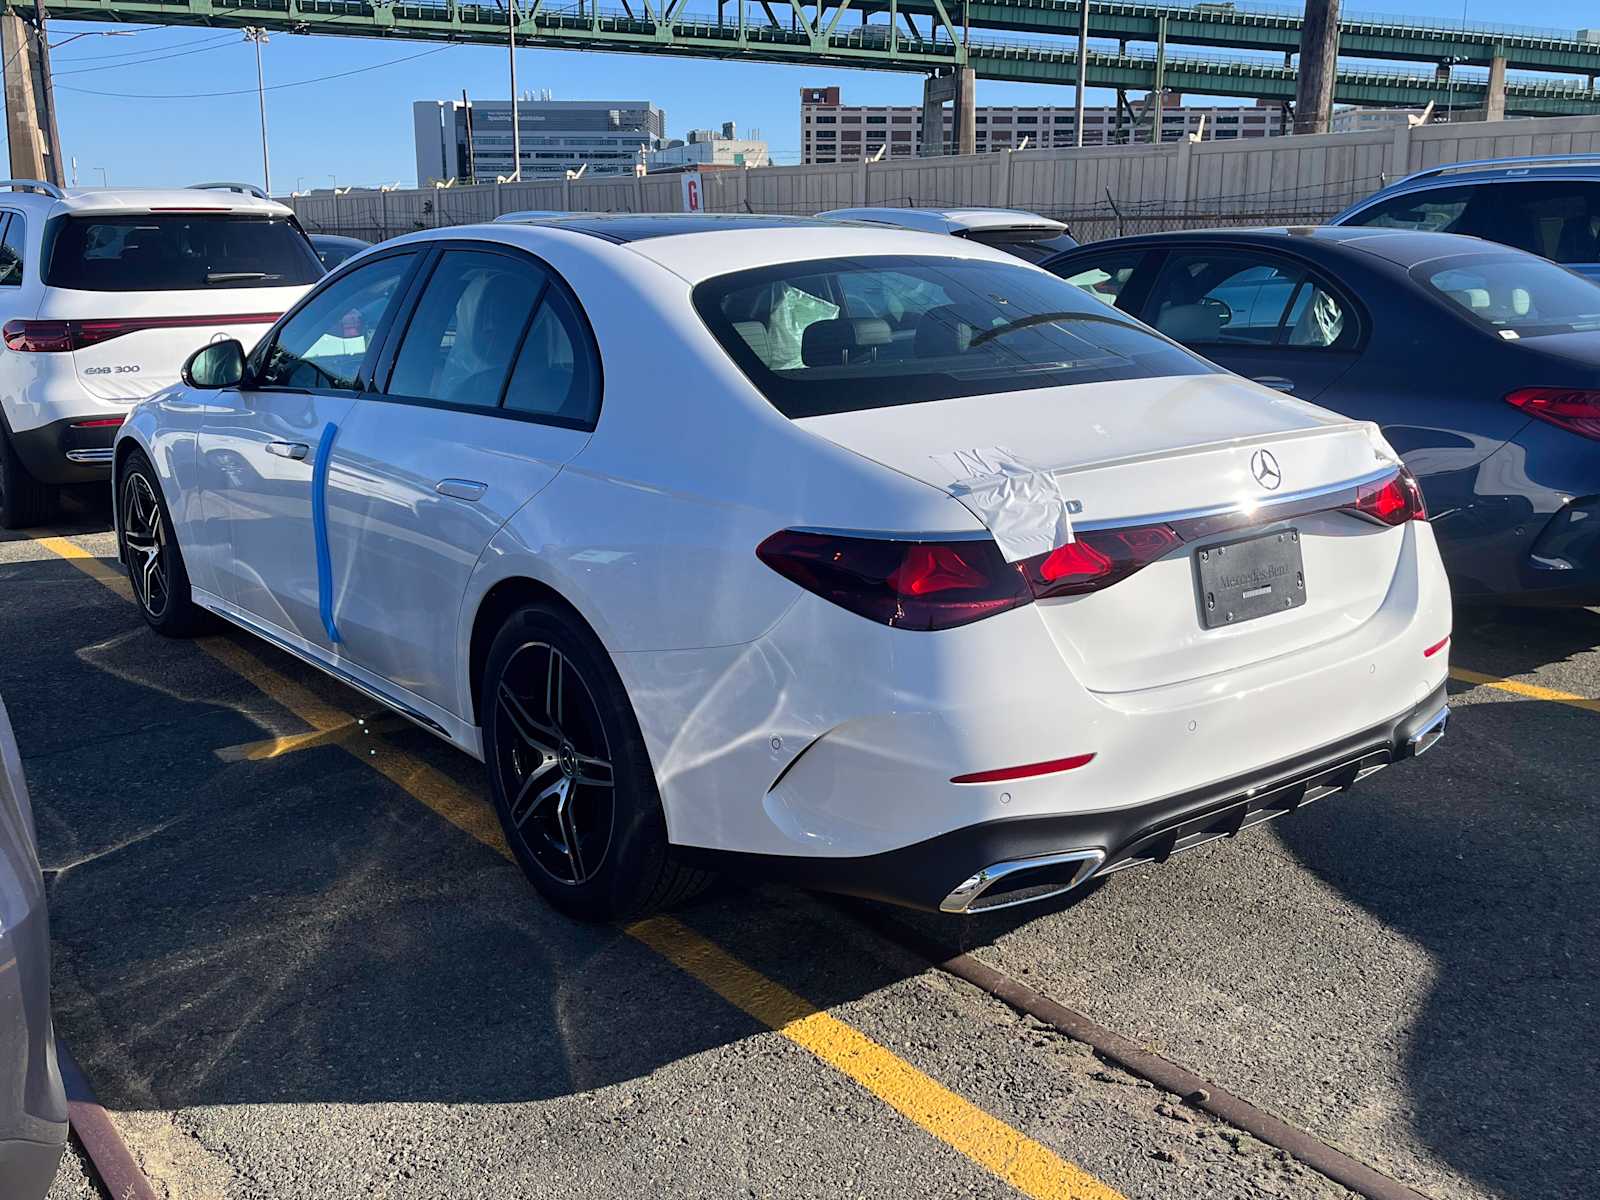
[0,180,323,527]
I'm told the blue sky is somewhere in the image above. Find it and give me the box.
[14,0,1595,191]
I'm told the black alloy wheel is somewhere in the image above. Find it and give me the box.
[117,450,205,637]
[493,640,618,887]
[481,603,712,920]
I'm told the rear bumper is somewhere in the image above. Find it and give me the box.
[6,413,120,485]
[685,683,1450,912]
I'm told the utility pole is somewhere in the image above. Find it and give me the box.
[507,0,521,181]
[244,28,272,196]
[1,2,63,185]
[1293,0,1339,135]
[1074,0,1088,147]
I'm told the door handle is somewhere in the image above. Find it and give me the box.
[266,441,310,460]
[1252,375,1297,394]
[435,478,488,502]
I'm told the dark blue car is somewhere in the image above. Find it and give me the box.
[1330,155,1600,280]
[1043,227,1600,605]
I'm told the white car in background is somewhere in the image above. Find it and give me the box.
[820,206,1079,263]
[114,213,1451,919]
[0,180,323,527]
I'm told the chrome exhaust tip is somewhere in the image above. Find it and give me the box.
[940,849,1105,914]
[1406,704,1449,758]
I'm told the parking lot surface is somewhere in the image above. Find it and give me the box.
[5,511,1595,1200]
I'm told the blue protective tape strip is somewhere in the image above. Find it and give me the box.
[311,421,341,645]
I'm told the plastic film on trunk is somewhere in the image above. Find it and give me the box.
[930,447,1075,563]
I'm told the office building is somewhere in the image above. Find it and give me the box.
[647,123,769,170]
[799,86,1286,163]
[413,98,667,183]
[1330,106,1428,133]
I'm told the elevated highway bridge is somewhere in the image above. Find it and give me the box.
[17,0,1600,115]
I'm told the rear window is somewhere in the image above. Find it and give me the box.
[693,254,1213,419]
[1416,253,1600,339]
[45,214,323,292]
[962,230,1079,263]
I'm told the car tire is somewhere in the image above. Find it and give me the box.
[481,602,713,921]
[118,449,207,637]
[0,424,58,530]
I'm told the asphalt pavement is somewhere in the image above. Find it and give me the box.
[3,509,1594,1200]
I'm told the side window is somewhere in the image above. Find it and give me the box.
[256,254,413,391]
[1344,185,1477,234]
[1476,182,1600,264]
[1146,254,1303,346]
[385,250,545,408]
[0,214,23,286]
[1052,252,1145,307]
[503,283,600,425]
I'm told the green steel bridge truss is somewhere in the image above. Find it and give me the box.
[23,0,1600,114]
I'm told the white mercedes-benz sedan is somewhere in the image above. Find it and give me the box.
[113,214,1452,919]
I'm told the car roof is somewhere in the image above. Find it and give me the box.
[402,217,1023,284]
[1052,224,1525,269]
[491,212,857,242]
[310,233,371,247]
[818,207,1067,236]
[0,181,292,218]
[1335,155,1600,221]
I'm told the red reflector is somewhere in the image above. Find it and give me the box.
[72,417,125,428]
[951,753,1095,785]
[1505,386,1600,440]
[1424,635,1450,658]
[3,313,279,353]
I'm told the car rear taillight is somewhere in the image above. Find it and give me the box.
[1505,387,1600,440]
[2,312,280,353]
[3,320,74,352]
[1347,467,1427,526]
[1021,524,1183,598]
[755,530,1031,630]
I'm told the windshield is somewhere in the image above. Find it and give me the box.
[46,214,324,292]
[693,255,1214,419]
[1416,253,1600,338]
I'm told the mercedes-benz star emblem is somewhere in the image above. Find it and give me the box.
[1250,448,1283,491]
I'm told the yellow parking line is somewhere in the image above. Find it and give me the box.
[213,714,406,762]
[1450,667,1600,716]
[631,916,1122,1200]
[36,533,1124,1200]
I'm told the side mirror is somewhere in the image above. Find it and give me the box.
[182,339,246,389]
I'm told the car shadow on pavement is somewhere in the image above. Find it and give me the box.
[1450,602,1600,681]
[0,554,974,1120]
[1272,684,1600,1200]
[10,546,1597,1200]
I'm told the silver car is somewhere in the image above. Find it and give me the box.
[0,696,66,1197]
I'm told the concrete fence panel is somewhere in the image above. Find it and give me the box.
[283,112,1600,247]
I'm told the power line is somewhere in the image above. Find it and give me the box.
[57,42,459,99]
[52,31,240,76]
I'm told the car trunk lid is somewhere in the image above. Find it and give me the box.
[797,373,1411,692]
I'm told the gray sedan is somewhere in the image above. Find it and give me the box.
[0,696,66,1197]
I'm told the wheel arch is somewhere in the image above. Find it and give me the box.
[465,574,604,729]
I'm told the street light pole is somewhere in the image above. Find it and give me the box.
[244,27,271,196]
[507,0,521,181]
